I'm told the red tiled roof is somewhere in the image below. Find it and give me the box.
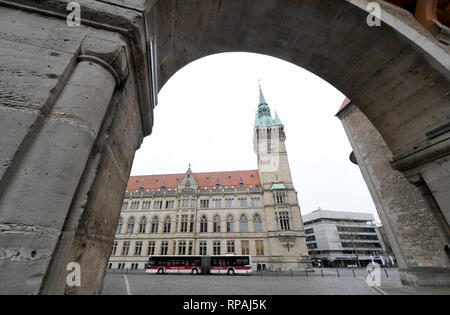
[127,170,261,191]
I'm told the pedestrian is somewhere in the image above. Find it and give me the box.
[257,263,261,272]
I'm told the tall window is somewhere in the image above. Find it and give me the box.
[121,202,128,211]
[213,241,221,255]
[212,199,222,208]
[142,201,151,210]
[134,241,143,256]
[200,216,208,233]
[200,200,209,208]
[178,241,186,255]
[130,201,140,210]
[138,216,147,233]
[166,200,174,209]
[151,216,159,233]
[225,198,234,208]
[275,191,288,204]
[180,215,188,232]
[278,211,291,230]
[199,241,207,255]
[188,241,193,255]
[160,241,168,255]
[127,217,135,234]
[253,214,262,232]
[251,197,261,207]
[122,241,130,256]
[239,214,248,232]
[148,241,155,256]
[116,217,123,234]
[255,240,264,256]
[226,215,234,232]
[111,241,118,256]
[182,199,190,208]
[154,200,163,209]
[241,240,249,255]
[213,215,221,232]
[163,216,171,233]
[227,241,235,254]
[238,198,248,207]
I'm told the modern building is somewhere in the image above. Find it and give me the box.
[108,87,311,271]
[302,209,389,268]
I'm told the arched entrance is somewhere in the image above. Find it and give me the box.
[0,0,448,294]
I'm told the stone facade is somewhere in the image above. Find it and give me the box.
[108,88,311,271]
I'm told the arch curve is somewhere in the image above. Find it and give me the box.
[148,0,450,161]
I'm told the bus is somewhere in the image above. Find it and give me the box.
[146,255,252,275]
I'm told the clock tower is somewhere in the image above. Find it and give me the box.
[253,85,311,270]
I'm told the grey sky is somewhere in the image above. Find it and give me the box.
[130,52,379,221]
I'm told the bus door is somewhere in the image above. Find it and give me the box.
[201,256,211,275]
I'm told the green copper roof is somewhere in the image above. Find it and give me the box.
[254,86,283,127]
[271,183,287,190]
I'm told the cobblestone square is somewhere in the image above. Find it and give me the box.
[101,268,450,295]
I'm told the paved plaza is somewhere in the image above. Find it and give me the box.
[101,268,450,295]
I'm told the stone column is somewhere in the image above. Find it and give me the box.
[337,103,450,287]
[0,36,129,294]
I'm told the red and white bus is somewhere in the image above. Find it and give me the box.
[145,255,252,275]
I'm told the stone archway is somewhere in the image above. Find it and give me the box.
[0,0,448,294]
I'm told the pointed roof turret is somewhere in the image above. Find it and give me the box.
[254,83,283,127]
[273,111,282,125]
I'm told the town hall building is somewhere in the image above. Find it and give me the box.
[108,87,311,271]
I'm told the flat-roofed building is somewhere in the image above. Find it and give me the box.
[302,209,387,268]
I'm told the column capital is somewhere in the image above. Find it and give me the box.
[79,35,129,86]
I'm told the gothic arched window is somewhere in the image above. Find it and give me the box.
[226,214,234,232]
[213,215,221,233]
[200,215,208,233]
[139,216,147,234]
[240,214,248,232]
[116,217,123,234]
[164,216,171,233]
[253,214,262,232]
[151,216,159,233]
[127,217,135,234]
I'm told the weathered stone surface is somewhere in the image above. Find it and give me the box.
[0,38,74,111]
[0,106,39,182]
[338,103,450,286]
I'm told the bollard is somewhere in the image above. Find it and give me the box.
[336,269,340,278]
[352,268,355,278]
[321,269,324,278]
[291,269,293,278]
[305,269,308,278]
[385,268,389,279]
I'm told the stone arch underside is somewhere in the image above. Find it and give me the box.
[148,0,449,163]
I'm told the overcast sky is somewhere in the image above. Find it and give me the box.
[130,52,379,221]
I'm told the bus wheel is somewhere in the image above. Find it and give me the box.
[228,268,235,276]
[158,268,164,274]
[192,268,199,275]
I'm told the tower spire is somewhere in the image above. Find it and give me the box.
[254,82,282,127]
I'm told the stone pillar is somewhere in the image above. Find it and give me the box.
[0,36,133,294]
[337,103,450,287]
